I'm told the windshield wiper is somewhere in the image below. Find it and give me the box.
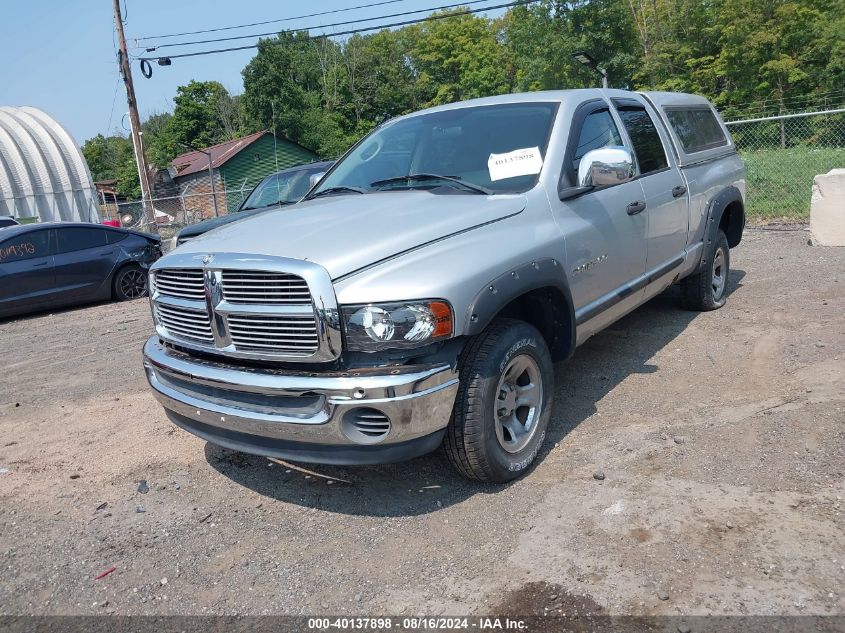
[307,186,366,200]
[370,173,493,195]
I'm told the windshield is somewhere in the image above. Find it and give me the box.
[311,102,558,197]
[241,166,322,210]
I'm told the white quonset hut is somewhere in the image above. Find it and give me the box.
[0,106,100,223]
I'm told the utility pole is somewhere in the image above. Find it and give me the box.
[113,0,155,227]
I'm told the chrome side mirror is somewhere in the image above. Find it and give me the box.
[577,146,635,188]
[309,172,326,188]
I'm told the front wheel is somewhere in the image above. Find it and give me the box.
[444,319,554,483]
[113,265,148,301]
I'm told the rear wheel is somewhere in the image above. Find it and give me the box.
[681,229,730,311]
[444,319,553,483]
[113,265,148,301]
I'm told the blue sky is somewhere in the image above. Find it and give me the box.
[0,1,507,146]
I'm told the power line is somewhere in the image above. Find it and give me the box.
[138,0,540,66]
[132,0,410,42]
[145,0,504,52]
[105,74,121,135]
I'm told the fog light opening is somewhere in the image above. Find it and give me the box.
[342,408,391,444]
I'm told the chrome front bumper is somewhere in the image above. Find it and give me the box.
[142,337,460,464]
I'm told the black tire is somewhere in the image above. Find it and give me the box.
[681,229,730,311]
[444,318,554,483]
[113,265,148,301]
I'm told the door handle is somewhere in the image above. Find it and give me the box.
[626,200,647,215]
[31,261,49,267]
[672,184,687,198]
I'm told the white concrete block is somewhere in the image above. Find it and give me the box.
[810,168,845,246]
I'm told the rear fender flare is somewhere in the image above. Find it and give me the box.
[697,185,744,271]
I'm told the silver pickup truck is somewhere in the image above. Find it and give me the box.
[143,89,745,482]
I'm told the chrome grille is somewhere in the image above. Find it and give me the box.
[156,303,214,344]
[226,314,319,354]
[155,269,205,300]
[150,255,341,362]
[221,270,311,304]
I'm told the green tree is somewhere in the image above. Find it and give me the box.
[81,134,140,199]
[113,141,143,199]
[568,0,639,89]
[141,111,174,167]
[405,10,509,106]
[81,134,122,182]
[342,31,420,132]
[716,0,825,113]
[157,80,241,159]
[241,31,324,143]
[242,32,361,156]
[502,2,572,92]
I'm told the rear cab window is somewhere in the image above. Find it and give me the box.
[664,107,728,153]
[0,230,51,263]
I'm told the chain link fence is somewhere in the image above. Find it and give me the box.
[99,169,329,247]
[725,108,845,220]
[98,191,229,249]
[97,131,322,243]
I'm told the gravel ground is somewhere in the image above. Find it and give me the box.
[0,228,843,618]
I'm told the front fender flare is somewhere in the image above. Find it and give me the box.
[463,258,576,359]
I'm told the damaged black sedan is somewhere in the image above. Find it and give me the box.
[0,222,161,319]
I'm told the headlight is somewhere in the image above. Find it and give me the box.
[343,300,453,351]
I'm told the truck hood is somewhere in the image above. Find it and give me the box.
[171,191,526,279]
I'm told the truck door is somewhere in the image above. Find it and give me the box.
[551,101,648,319]
[612,98,689,276]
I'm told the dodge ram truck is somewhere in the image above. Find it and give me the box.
[143,89,745,482]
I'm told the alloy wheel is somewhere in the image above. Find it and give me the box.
[494,354,544,453]
[712,247,726,300]
[121,269,148,299]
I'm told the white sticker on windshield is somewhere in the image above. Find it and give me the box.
[487,146,543,181]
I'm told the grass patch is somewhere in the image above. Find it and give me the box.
[740,146,845,220]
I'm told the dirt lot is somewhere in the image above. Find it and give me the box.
[0,228,843,618]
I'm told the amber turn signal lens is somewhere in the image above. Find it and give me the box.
[430,300,453,338]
